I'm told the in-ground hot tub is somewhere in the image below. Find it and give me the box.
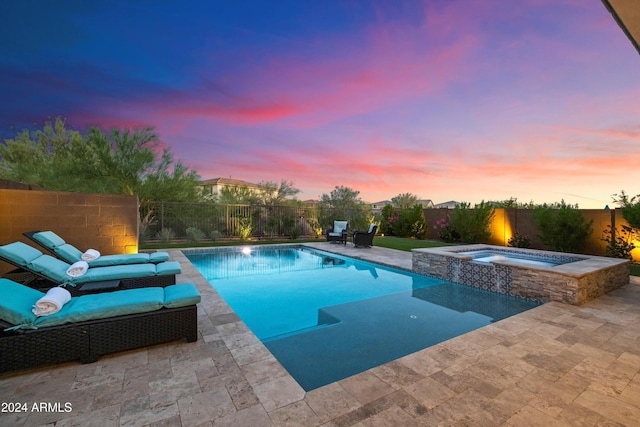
[412,244,630,305]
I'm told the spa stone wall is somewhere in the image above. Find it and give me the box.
[413,248,630,305]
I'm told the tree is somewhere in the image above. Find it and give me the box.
[0,117,202,202]
[391,193,419,209]
[318,185,370,231]
[613,190,640,232]
[257,180,301,205]
[218,185,260,205]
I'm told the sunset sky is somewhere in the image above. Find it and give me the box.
[1,0,638,208]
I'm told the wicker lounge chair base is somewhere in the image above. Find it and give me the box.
[4,268,176,296]
[0,305,197,373]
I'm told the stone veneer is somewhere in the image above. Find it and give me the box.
[413,244,630,305]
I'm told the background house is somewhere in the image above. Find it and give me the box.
[602,0,640,54]
[199,177,265,198]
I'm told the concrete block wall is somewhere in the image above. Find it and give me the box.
[0,189,139,275]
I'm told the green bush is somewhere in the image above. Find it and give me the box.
[156,227,175,243]
[433,215,460,243]
[613,191,640,231]
[238,217,252,240]
[449,202,494,243]
[379,204,394,235]
[507,232,532,248]
[185,227,206,243]
[601,224,636,260]
[533,202,592,252]
[383,205,425,238]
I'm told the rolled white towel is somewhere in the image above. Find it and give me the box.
[81,248,101,261]
[32,287,71,317]
[66,260,89,277]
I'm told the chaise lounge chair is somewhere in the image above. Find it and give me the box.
[0,278,200,373]
[326,220,349,245]
[353,224,377,248]
[0,242,180,295]
[25,230,169,267]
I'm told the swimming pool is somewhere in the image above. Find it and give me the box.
[186,246,540,391]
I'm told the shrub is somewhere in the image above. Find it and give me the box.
[379,204,395,235]
[433,215,460,243]
[394,205,427,238]
[185,227,206,243]
[601,224,636,260]
[507,232,532,248]
[155,227,175,243]
[613,191,640,231]
[238,217,252,240]
[533,202,592,252]
[380,205,425,238]
[449,201,494,243]
[209,230,222,241]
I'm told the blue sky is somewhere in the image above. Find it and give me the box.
[1,0,639,207]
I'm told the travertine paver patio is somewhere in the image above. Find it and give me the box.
[1,242,639,426]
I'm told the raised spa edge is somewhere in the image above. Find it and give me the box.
[412,244,630,305]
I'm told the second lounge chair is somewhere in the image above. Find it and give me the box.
[0,242,180,295]
[25,230,169,267]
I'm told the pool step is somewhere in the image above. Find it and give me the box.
[262,310,341,342]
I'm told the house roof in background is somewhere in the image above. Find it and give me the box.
[602,0,640,54]
[199,177,261,188]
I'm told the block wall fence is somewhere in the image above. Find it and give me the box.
[0,189,139,275]
[423,208,639,263]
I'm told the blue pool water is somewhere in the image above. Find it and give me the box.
[457,249,582,267]
[186,246,540,391]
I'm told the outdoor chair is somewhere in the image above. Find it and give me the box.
[0,278,199,373]
[326,220,349,244]
[0,241,180,296]
[353,224,378,248]
[24,230,169,267]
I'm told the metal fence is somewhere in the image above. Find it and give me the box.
[140,201,326,241]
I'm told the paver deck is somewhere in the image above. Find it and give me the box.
[1,242,639,426]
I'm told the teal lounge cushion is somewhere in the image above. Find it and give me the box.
[0,278,41,327]
[28,255,70,283]
[0,242,43,266]
[54,243,84,263]
[149,252,170,263]
[32,231,67,248]
[163,283,201,308]
[33,287,165,328]
[155,261,182,275]
[81,263,156,283]
[88,253,150,267]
